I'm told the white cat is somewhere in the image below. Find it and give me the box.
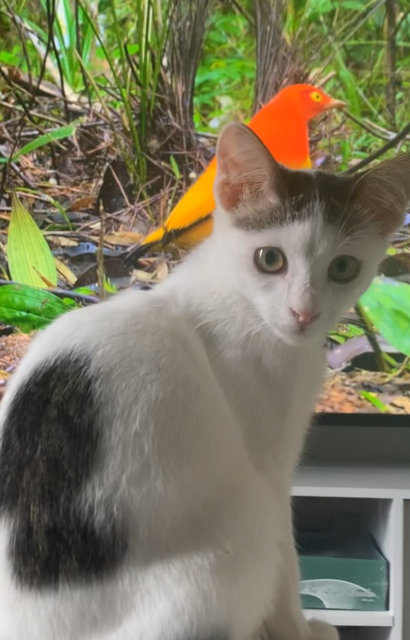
[0,122,408,640]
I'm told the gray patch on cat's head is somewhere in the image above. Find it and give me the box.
[215,122,410,238]
[234,161,410,239]
[232,168,359,233]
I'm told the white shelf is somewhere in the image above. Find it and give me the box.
[294,463,408,639]
[294,423,410,640]
[293,466,410,499]
[303,609,394,628]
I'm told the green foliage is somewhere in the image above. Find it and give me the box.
[359,390,390,413]
[360,278,410,357]
[194,8,255,130]
[329,323,364,344]
[95,0,172,182]
[284,0,410,165]
[0,120,82,164]
[103,277,118,293]
[169,155,182,180]
[15,0,99,94]
[0,284,75,332]
[0,44,22,67]
[2,0,172,183]
[3,0,408,164]
[7,196,57,288]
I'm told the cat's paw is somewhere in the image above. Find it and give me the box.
[307,619,339,640]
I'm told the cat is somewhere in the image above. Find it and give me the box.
[0,121,409,640]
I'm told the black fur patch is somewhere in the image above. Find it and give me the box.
[0,355,127,588]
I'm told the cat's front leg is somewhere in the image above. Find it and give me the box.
[259,527,339,640]
[305,620,339,640]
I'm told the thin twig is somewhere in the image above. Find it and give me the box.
[385,0,397,127]
[386,356,410,380]
[343,110,390,141]
[74,0,91,104]
[231,0,255,26]
[2,0,33,87]
[46,0,70,122]
[96,199,106,299]
[9,162,38,189]
[108,164,131,208]
[345,122,410,174]
[364,118,409,139]
[0,100,65,124]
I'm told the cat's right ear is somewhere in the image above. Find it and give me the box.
[214,122,284,220]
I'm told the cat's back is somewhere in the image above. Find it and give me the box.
[1,286,200,411]
[0,285,219,531]
[0,286,256,640]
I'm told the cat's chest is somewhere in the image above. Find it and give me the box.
[207,339,325,476]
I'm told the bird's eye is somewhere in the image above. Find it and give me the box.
[254,247,287,274]
[328,255,361,283]
[311,91,322,102]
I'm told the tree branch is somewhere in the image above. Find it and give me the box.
[345,122,410,174]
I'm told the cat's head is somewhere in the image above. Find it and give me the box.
[213,122,410,345]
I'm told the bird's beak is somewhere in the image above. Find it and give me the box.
[324,98,347,111]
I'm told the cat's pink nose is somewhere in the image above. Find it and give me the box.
[290,307,320,329]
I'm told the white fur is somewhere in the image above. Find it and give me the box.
[0,200,391,640]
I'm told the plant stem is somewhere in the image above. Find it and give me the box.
[355,303,390,373]
[96,199,106,299]
[385,0,397,128]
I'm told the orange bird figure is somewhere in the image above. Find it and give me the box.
[130,84,345,261]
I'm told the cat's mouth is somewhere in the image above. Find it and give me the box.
[296,319,320,335]
[274,317,323,344]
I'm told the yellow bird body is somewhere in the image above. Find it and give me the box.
[133,84,345,258]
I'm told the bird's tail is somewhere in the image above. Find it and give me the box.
[125,216,214,267]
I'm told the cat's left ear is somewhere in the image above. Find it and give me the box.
[214,122,284,221]
[352,154,410,235]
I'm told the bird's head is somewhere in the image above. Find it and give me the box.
[278,84,346,121]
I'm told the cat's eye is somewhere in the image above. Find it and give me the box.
[328,255,361,283]
[311,91,322,102]
[254,247,287,274]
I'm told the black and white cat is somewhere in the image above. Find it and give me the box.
[0,122,409,640]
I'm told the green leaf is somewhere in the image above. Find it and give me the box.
[0,284,74,332]
[0,46,20,65]
[359,390,389,413]
[169,155,182,179]
[341,0,364,9]
[126,43,140,55]
[329,323,365,343]
[360,277,410,356]
[7,195,58,288]
[103,277,117,293]
[0,120,82,164]
[72,286,96,296]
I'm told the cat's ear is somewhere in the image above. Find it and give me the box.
[352,154,410,235]
[214,122,284,219]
